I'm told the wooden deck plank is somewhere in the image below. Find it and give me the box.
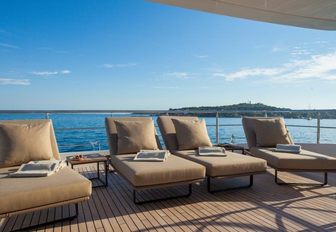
[93,173,139,232]
[94,187,123,232]
[235,172,330,231]
[110,173,170,232]
[105,173,153,232]
[3,163,336,232]
[112,170,198,232]
[98,185,132,232]
[187,185,277,232]
[181,182,280,232]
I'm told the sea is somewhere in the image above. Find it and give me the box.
[1,113,336,153]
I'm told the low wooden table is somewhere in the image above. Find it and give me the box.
[217,143,246,154]
[66,153,108,188]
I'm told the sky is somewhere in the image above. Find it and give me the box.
[1,0,336,110]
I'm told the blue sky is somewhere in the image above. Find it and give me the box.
[1,0,336,110]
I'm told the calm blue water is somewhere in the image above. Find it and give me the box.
[0,113,335,153]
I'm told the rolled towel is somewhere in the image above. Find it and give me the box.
[274,144,301,154]
[134,150,170,162]
[198,146,226,156]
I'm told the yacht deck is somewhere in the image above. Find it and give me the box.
[1,145,336,232]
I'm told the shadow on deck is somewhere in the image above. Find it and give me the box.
[1,164,336,232]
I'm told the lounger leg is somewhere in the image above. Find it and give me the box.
[13,203,78,232]
[208,175,254,193]
[133,184,192,204]
[324,172,328,186]
[275,170,328,186]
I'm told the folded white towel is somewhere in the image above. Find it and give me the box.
[10,160,66,177]
[198,146,226,156]
[134,150,170,162]
[274,144,301,154]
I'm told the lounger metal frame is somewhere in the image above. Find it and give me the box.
[111,164,200,204]
[133,184,193,204]
[274,169,328,186]
[207,175,254,193]
[245,150,330,186]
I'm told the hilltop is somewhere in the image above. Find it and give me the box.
[169,103,290,112]
[167,103,336,119]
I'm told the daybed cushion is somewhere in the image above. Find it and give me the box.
[157,116,201,151]
[0,121,54,168]
[0,166,92,216]
[254,118,292,147]
[173,150,267,177]
[250,147,336,170]
[172,118,212,150]
[105,117,161,156]
[242,117,293,149]
[115,120,158,154]
[110,154,205,187]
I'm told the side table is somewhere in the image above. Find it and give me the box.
[66,153,108,188]
[217,143,246,154]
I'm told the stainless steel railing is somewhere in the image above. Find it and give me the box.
[0,109,334,151]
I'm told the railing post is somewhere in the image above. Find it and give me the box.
[216,112,219,144]
[317,113,321,144]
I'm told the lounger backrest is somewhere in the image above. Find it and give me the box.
[157,115,198,151]
[105,117,161,156]
[0,119,60,160]
[242,116,293,149]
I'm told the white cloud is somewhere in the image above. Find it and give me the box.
[214,68,283,81]
[152,86,180,89]
[194,54,208,59]
[101,63,137,68]
[31,71,58,76]
[31,70,71,77]
[0,42,19,49]
[60,70,71,74]
[164,72,195,79]
[272,47,282,53]
[290,46,311,57]
[214,51,336,82]
[0,78,30,85]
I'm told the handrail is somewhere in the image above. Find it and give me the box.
[0,109,336,114]
[52,124,336,132]
[1,109,335,150]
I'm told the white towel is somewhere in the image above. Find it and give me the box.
[10,160,66,177]
[198,146,226,156]
[134,150,170,162]
[274,144,301,154]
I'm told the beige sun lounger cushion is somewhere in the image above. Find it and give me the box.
[250,147,336,170]
[106,117,206,188]
[110,153,205,188]
[157,116,199,151]
[0,166,92,217]
[0,120,60,168]
[106,117,162,156]
[115,120,158,154]
[157,116,267,177]
[242,117,293,148]
[172,118,212,150]
[173,150,267,177]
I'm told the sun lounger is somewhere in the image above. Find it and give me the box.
[105,117,205,204]
[0,119,92,231]
[242,116,336,185]
[157,116,267,193]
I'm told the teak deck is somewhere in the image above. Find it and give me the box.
[2,158,336,231]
